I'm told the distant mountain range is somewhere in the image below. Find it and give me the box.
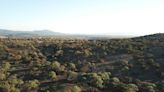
[0,29,133,39]
[0,29,63,37]
[0,29,163,39]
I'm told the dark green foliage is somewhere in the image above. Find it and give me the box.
[0,34,163,92]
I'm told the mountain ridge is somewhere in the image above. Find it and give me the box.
[0,29,134,38]
[0,29,164,39]
[0,29,63,37]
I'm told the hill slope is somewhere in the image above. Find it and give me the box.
[0,34,163,92]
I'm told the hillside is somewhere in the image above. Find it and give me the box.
[0,34,163,92]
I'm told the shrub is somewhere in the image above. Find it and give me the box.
[125,84,139,92]
[25,80,40,90]
[67,71,78,81]
[51,61,60,71]
[2,62,11,71]
[72,85,81,92]
[0,73,6,81]
[68,63,76,70]
[88,73,104,88]
[98,72,111,81]
[48,71,57,80]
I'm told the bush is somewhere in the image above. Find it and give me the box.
[25,80,40,90]
[2,62,11,71]
[68,63,76,70]
[98,72,111,81]
[48,71,57,80]
[0,73,6,81]
[51,61,60,71]
[139,82,157,92]
[67,71,78,81]
[88,73,104,88]
[72,85,81,92]
[125,84,139,92]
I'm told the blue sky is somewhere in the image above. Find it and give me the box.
[0,0,164,35]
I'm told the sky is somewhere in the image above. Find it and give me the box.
[0,0,164,36]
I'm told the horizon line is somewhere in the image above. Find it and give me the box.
[0,28,163,37]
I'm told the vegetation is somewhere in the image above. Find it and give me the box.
[0,34,163,92]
